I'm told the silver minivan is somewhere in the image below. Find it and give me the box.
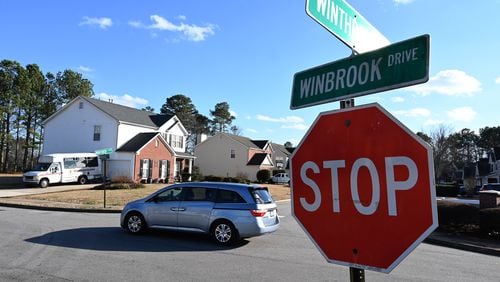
[120,182,280,245]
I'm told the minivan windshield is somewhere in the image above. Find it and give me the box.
[31,162,51,171]
[250,187,274,204]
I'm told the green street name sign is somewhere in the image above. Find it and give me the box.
[95,148,113,155]
[290,34,430,110]
[306,0,390,53]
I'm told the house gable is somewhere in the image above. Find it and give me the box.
[42,97,119,154]
[117,132,174,155]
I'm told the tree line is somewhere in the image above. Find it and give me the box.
[417,126,500,183]
[0,59,238,173]
[0,59,93,172]
[3,58,499,182]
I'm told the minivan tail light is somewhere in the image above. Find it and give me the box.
[250,209,267,217]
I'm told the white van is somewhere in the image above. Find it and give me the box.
[23,153,102,188]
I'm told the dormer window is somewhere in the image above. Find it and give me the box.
[169,134,184,149]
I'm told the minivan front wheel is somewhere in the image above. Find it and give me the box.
[125,212,146,234]
[211,220,238,245]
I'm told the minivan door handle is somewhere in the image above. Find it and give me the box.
[177,207,186,211]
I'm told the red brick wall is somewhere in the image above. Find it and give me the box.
[133,136,174,183]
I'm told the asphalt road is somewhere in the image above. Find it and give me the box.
[0,202,499,281]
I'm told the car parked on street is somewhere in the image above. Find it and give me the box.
[120,182,280,245]
[479,183,500,193]
[270,173,290,184]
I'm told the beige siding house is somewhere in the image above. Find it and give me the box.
[194,133,290,181]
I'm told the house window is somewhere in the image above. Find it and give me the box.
[93,125,101,141]
[169,134,184,148]
[230,149,235,159]
[79,101,84,109]
[140,159,152,179]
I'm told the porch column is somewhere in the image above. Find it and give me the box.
[188,159,193,181]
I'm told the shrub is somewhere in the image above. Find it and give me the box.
[256,169,271,183]
[435,184,459,197]
[437,201,479,225]
[190,166,203,181]
[204,175,223,182]
[92,176,144,190]
[480,208,500,237]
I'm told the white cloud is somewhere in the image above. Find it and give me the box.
[424,119,444,126]
[282,124,308,130]
[447,107,476,123]
[79,17,113,29]
[128,20,142,28]
[394,108,431,118]
[495,77,500,84]
[256,114,306,131]
[245,128,258,134]
[393,0,415,4]
[391,96,405,103]
[78,66,93,72]
[229,110,238,118]
[256,114,304,123]
[130,15,216,42]
[97,93,149,108]
[411,69,482,96]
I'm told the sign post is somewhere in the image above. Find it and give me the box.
[290,103,438,273]
[290,34,429,110]
[95,148,113,208]
[306,0,389,53]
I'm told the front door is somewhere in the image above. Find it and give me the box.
[49,163,62,183]
[146,187,183,227]
[176,187,215,232]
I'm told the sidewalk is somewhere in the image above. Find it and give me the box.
[0,186,499,256]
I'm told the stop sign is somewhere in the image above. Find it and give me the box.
[291,103,438,273]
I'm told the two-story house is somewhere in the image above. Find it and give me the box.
[42,96,194,183]
[194,133,291,181]
[476,147,500,185]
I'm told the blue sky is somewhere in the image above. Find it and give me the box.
[2,0,500,146]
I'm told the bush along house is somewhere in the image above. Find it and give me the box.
[41,96,195,183]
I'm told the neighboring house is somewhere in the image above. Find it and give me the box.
[475,147,500,186]
[194,133,291,181]
[42,96,195,183]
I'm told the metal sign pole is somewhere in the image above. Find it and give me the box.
[340,98,365,282]
[103,157,107,208]
[350,267,365,282]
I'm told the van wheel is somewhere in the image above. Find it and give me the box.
[211,220,239,245]
[78,176,88,185]
[125,212,146,234]
[39,179,49,188]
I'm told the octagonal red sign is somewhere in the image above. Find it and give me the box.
[291,103,438,273]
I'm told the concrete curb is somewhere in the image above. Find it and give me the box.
[424,235,500,257]
[0,201,121,213]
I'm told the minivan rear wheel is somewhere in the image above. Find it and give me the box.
[211,220,238,245]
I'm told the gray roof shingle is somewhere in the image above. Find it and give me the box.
[82,96,174,128]
[116,132,159,152]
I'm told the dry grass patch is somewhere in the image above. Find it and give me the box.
[17,183,291,210]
